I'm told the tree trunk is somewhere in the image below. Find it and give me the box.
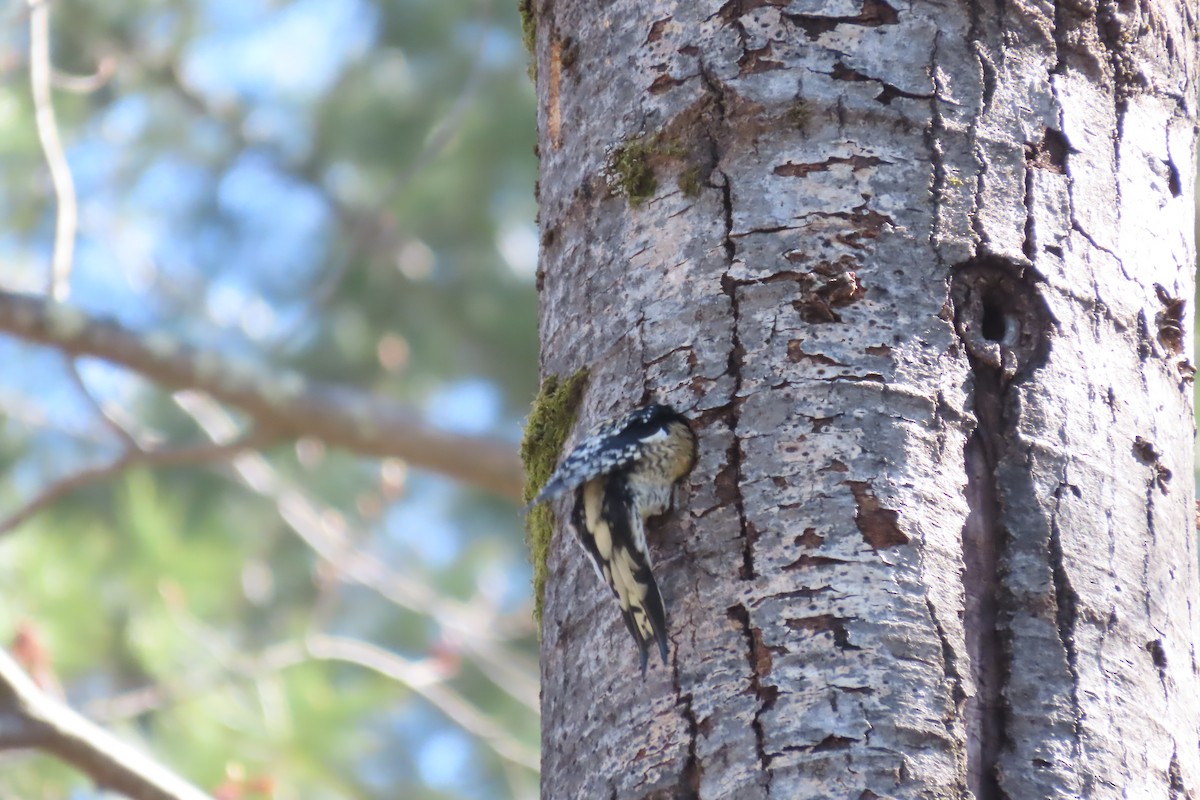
[530,1,1200,797]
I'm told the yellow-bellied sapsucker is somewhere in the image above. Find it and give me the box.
[528,403,698,673]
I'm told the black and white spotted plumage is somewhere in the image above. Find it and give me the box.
[572,477,669,671]
[528,403,698,673]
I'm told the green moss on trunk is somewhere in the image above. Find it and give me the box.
[520,368,589,626]
[518,0,536,81]
[605,134,687,207]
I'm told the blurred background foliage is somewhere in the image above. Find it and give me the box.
[0,0,540,797]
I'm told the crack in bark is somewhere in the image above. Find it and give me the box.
[784,0,898,39]
[1167,749,1185,798]
[698,60,752,584]
[828,60,935,104]
[1142,475,1157,620]
[960,389,1007,800]
[969,3,997,116]
[954,272,1017,800]
[668,616,702,799]
[1021,152,1037,260]
[925,28,950,256]
[1093,2,1132,145]
[1070,219,1122,265]
[678,695,703,798]
[728,603,775,795]
[1050,5,1130,286]
[926,598,967,723]
[720,264,753,581]
[1049,477,1086,792]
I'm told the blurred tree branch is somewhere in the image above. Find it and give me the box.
[0,290,524,500]
[0,431,273,537]
[84,632,540,773]
[27,0,76,301]
[305,634,540,771]
[177,394,540,711]
[0,647,213,800]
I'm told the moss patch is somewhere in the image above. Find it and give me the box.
[520,368,589,626]
[785,100,811,131]
[677,165,703,197]
[519,0,536,81]
[605,134,687,207]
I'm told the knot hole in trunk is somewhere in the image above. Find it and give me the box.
[950,257,1053,382]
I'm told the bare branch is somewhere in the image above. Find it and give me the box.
[162,607,538,771]
[85,632,540,773]
[27,0,77,301]
[0,432,272,538]
[0,648,212,800]
[175,394,541,712]
[304,634,540,771]
[50,55,117,94]
[64,359,141,451]
[0,290,524,500]
[84,640,312,726]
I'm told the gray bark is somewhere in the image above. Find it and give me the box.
[532,1,1200,798]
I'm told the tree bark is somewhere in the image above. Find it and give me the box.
[532,1,1200,798]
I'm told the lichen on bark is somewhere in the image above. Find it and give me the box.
[519,368,588,624]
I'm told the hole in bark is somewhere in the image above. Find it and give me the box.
[980,298,1007,342]
[812,734,856,751]
[1146,639,1168,670]
[1133,436,1161,463]
[1154,284,1185,355]
[1166,159,1182,197]
[950,257,1053,380]
[1026,128,1069,172]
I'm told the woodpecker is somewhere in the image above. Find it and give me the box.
[528,403,698,673]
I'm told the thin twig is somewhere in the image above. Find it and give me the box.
[27,0,77,301]
[160,604,533,770]
[0,648,213,800]
[50,55,116,93]
[305,634,539,771]
[86,630,540,773]
[84,640,304,726]
[0,432,272,537]
[64,359,141,451]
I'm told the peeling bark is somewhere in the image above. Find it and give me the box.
[533,1,1200,797]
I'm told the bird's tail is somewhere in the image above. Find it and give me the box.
[616,559,669,675]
